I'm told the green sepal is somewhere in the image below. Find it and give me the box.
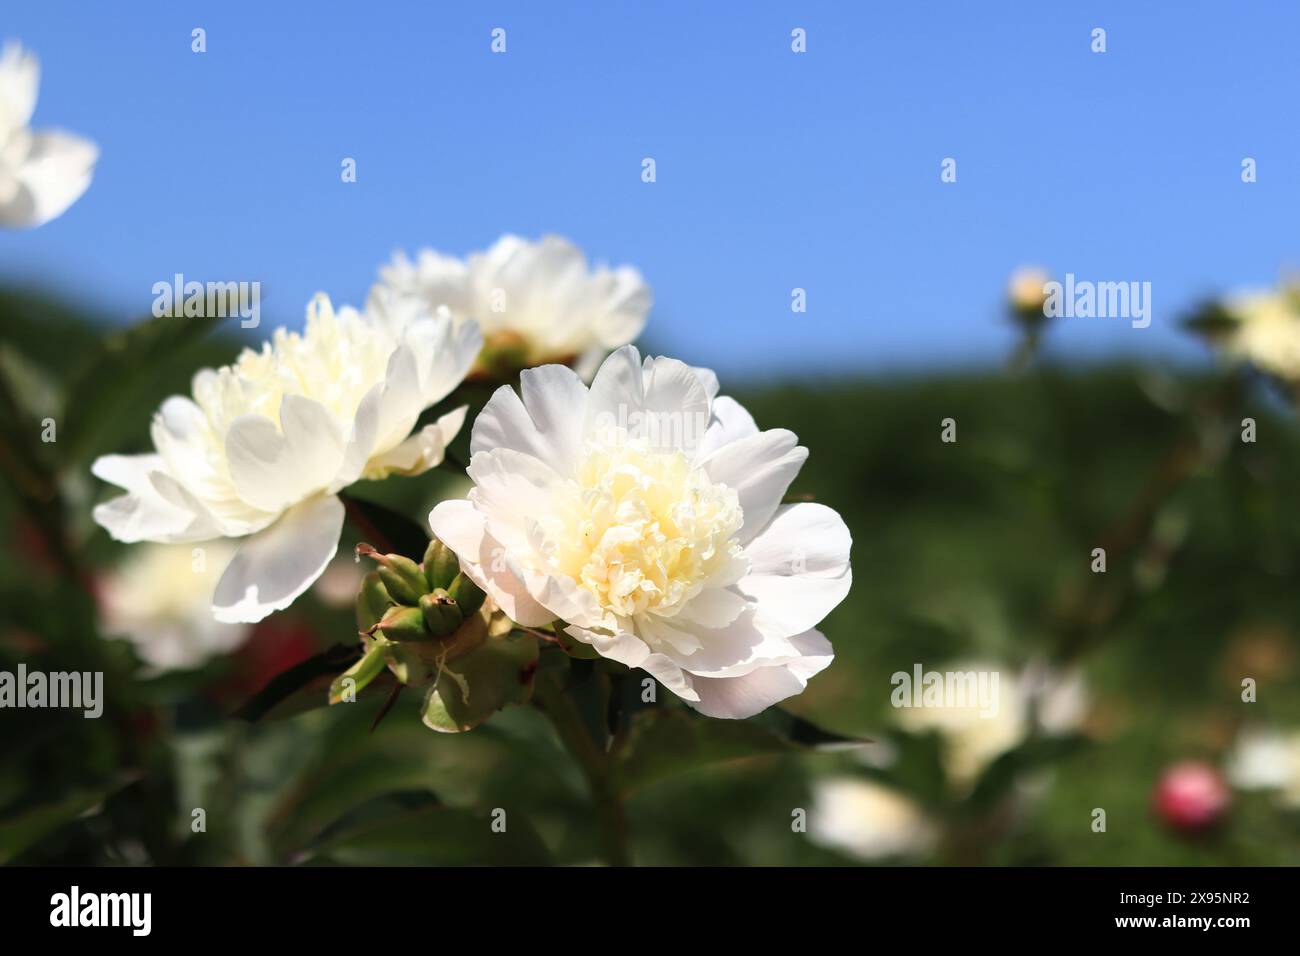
[329,636,391,705]
[420,629,540,733]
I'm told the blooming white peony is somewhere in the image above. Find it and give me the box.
[0,40,98,228]
[1220,287,1300,383]
[428,345,852,719]
[809,777,935,861]
[100,541,250,672]
[368,234,651,381]
[92,293,481,624]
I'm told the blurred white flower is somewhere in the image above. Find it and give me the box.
[895,662,1087,787]
[369,234,651,381]
[100,541,249,673]
[429,345,852,719]
[0,40,98,228]
[1007,266,1050,314]
[1220,286,1300,382]
[809,777,935,861]
[1226,726,1300,808]
[92,294,480,624]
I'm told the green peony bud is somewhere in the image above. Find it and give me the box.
[422,538,459,592]
[372,605,429,643]
[419,588,462,637]
[356,572,392,632]
[447,572,486,618]
[357,543,429,605]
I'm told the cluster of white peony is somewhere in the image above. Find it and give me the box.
[0,40,97,228]
[92,236,853,719]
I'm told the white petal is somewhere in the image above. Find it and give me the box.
[635,651,701,702]
[0,130,97,228]
[332,382,383,489]
[667,607,804,679]
[373,343,422,452]
[740,503,853,636]
[362,405,466,478]
[674,586,751,630]
[91,454,220,543]
[212,494,344,623]
[471,374,586,473]
[701,429,808,543]
[563,623,654,670]
[583,344,645,440]
[589,265,651,348]
[225,395,344,514]
[687,630,834,719]
[465,448,563,550]
[692,365,720,401]
[640,355,711,455]
[518,363,588,473]
[0,42,39,131]
[695,395,759,460]
[403,312,482,406]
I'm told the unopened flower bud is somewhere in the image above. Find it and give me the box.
[419,588,462,637]
[423,538,459,592]
[356,572,393,632]
[447,572,485,618]
[372,605,429,643]
[357,543,429,605]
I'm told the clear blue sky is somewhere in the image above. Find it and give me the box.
[3,1,1298,379]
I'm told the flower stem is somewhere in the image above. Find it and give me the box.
[532,673,632,866]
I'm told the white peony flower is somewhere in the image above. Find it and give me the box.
[1226,726,1300,808]
[0,40,98,228]
[428,345,852,719]
[368,234,651,381]
[895,662,1087,787]
[100,541,250,673]
[809,777,935,861]
[1220,287,1300,383]
[92,293,481,624]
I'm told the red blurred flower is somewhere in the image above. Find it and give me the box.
[1152,761,1230,833]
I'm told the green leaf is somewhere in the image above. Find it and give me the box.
[751,707,869,748]
[421,631,540,733]
[0,777,135,864]
[612,708,797,795]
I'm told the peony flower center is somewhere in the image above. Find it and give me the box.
[546,439,744,621]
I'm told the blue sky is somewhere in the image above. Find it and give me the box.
[3,1,1298,379]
